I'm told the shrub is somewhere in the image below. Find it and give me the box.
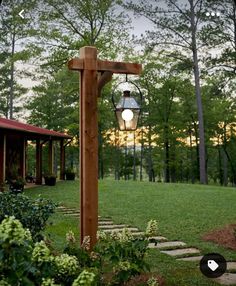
[0,192,56,239]
[64,227,151,285]
[0,217,156,286]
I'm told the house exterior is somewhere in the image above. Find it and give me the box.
[0,117,72,186]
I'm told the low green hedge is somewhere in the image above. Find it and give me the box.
[0,192,56,240]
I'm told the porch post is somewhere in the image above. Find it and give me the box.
[20,138,26,179]
[0,134,6,185]
[36,139,42,184]
[60,139,65,180]
[48,139,54,174]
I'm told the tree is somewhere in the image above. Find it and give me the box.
[0,0,37,118]
[125,0,212,183]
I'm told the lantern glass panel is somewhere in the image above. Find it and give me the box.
[116,96,140,109]
[115,109,140,131]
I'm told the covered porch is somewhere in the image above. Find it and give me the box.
[0,118,72,186]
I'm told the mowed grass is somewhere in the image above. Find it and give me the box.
[25,179,236,286]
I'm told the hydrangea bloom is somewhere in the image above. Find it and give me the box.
[146,220,158,237]
[147,277,159,286]
[0,279,11,286]
[118,261,131,271]
[32,241,53,264]
[0,216,32,245]
[96,230,107,241]
[72,270,95,286]
[55,254,79,277]
[118,228,134,242]
[41,278,58,286]
[66,230,76,244]
[81,236,90,251]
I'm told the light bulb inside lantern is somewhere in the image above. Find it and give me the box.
[121,109,134,121]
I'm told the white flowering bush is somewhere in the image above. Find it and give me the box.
[147,277,159,286]
[66,230,76,244]
[72,270,96,286]
[0,217,158,285]
[118,228,134,243]
[0,279,11,286]
[146,220,158,237]
[0,217,34,285]
[41,278,58,286]
[96,230,107,241]
[32,241,53,264]
[55,254,79,278]
[0,216,32,245]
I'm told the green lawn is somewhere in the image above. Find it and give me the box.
[25,179,236,286]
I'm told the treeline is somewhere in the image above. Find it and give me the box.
[0,0,236,185]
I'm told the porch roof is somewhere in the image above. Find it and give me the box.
[0,117,72,139]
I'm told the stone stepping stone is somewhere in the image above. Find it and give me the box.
[149,236,168,242]
[177,256,203,262]
[98,217,112,221]
[63,211,80,214]
[132,232,145,236]
[103,227,140,233]
[58,208,80,212]
[99,224,127,229]
[148,241,186,249]
[64,213,80,217]
[214,273,236,285]
[98,221,114,225]
[227,262,236,272]
[161,248,200,257]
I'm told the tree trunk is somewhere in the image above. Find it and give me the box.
[9,29,16,119]
[148,125,154,182]
[98,126,104,179]
[164,124,170,183]
[217,140,223,186]
[133,132,136,180]
[140,128,144,181]
[189,130,195,184]
[190,0,207,184]
[125,133,128,180]
[223,149,228,186]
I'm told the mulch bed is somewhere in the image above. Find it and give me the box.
[124,273,165,286]
[202,224,236,250]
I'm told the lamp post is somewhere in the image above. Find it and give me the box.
[68,46,142,249]
[112,79,142,131]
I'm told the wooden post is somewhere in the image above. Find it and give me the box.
[36,139,42,184]
[68,46,142,249]
[0,134,6,185]
[48,139,54,174]
[60,139,65,180]
[79,47,98,247]
[20,138,26,179]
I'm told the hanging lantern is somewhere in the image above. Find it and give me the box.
[112,77,142,131]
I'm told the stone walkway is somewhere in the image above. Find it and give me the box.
[57,206,236,285]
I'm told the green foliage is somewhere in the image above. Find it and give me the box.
[64,227,150,285]
[0,216,153,286]
[0,193,56,239]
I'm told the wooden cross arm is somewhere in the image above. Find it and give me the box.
[68,58,142,75]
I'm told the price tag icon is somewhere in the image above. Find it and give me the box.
[200,253,226,278]
[208,260,219,271]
